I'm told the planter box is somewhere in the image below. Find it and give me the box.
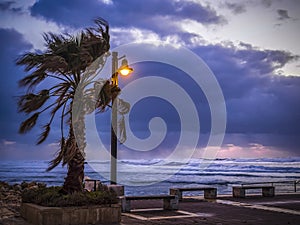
[21,203,121,225]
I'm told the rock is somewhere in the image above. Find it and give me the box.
[12,184,22,191]
[0,181,47,225]
[0,207,14,218]
[37,183,46,188]
[27,185,38,190]
[0,182,22,208]
[27,182,37,188]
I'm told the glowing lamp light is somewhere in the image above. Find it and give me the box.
[118,59,133,76]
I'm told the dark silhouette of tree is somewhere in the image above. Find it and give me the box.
[16,18,118,194]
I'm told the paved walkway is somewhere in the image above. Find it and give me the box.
[1,194,299,224]
[120,194,300,225]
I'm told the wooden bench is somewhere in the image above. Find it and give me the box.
[121,195,178,212]
[169,187,217,200]
[232,185,275,198]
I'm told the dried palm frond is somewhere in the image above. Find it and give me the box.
[43,32,67,51]
[95,81,120,111]
[18,71,48,88]
[46,137,66,171]
[36,124,51,145]
[19,113,39,133]
[16,53,45,72]
[18,89,49,113]
[41,55,68,73]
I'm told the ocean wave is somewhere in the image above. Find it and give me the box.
[1,158,300,194]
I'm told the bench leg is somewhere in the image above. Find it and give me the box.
[170,189,182,200]
[163,197,179,210]
[204,189,217,199]
[121,199,131,212]
[233,187,245,198]
[262,187,275,197]
[108,185,124,197]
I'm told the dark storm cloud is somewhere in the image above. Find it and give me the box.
[261,0,272,8]
[0,1,22,12]
[193,43,300,139]
[277,9,291,20]
[0,1,14,11]
[0,29,32,142]
[224,3,246,14]
[1,0,300,157]
[110,41,300,153]
[109,61,209,137]
[0,29,62,147]
[189,42,300,153]
[196,42,299,99]
[30,0,226,32]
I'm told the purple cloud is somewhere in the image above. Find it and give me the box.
[277,9,291,20]
[224,3,246,14]
[30,0,226,32]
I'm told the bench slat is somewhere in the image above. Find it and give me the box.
[170,187,217,200]
[234,186,273,189]
[173,187,216,191]
[125,195,175,200]
[122,195,178,212]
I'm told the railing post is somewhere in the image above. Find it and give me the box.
[94,180,97,192]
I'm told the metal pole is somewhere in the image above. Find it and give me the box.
[111,52,118,185]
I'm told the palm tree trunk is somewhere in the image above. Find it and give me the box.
[62,129,85,193]
[62,150,85,193]
[62,98,86,194]
[62,152,84,193]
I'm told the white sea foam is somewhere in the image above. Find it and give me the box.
[0,158,299,195]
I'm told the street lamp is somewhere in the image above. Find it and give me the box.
[119,59,133,76]
[110,51,133,185]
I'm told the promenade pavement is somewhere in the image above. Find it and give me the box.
[120,193,300,225]
[1,193,299,224]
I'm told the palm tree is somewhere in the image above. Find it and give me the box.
[16,18,118,194]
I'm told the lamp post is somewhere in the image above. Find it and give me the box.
[110,51,133,185]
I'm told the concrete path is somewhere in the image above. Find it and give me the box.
[1,194,299,224]
[120,194,300,225]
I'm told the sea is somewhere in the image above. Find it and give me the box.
[1,158,300,196]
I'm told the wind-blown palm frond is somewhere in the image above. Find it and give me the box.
[16,53,45,72]
[94,80,120,112]
[36,124,51,145]
[17,17,112,194]
[19,112,39,133]
[46,137,66,172]
[18,90,49,113]
[18,70,48,89]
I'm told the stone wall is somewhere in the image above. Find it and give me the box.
[21,203,121,225]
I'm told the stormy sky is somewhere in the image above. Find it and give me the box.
[0,0,300,160]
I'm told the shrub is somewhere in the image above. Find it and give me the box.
[22,185,118,207]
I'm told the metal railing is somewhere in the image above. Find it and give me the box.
[240,180,300,192]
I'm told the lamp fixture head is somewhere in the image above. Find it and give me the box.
[119,59,133,76]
